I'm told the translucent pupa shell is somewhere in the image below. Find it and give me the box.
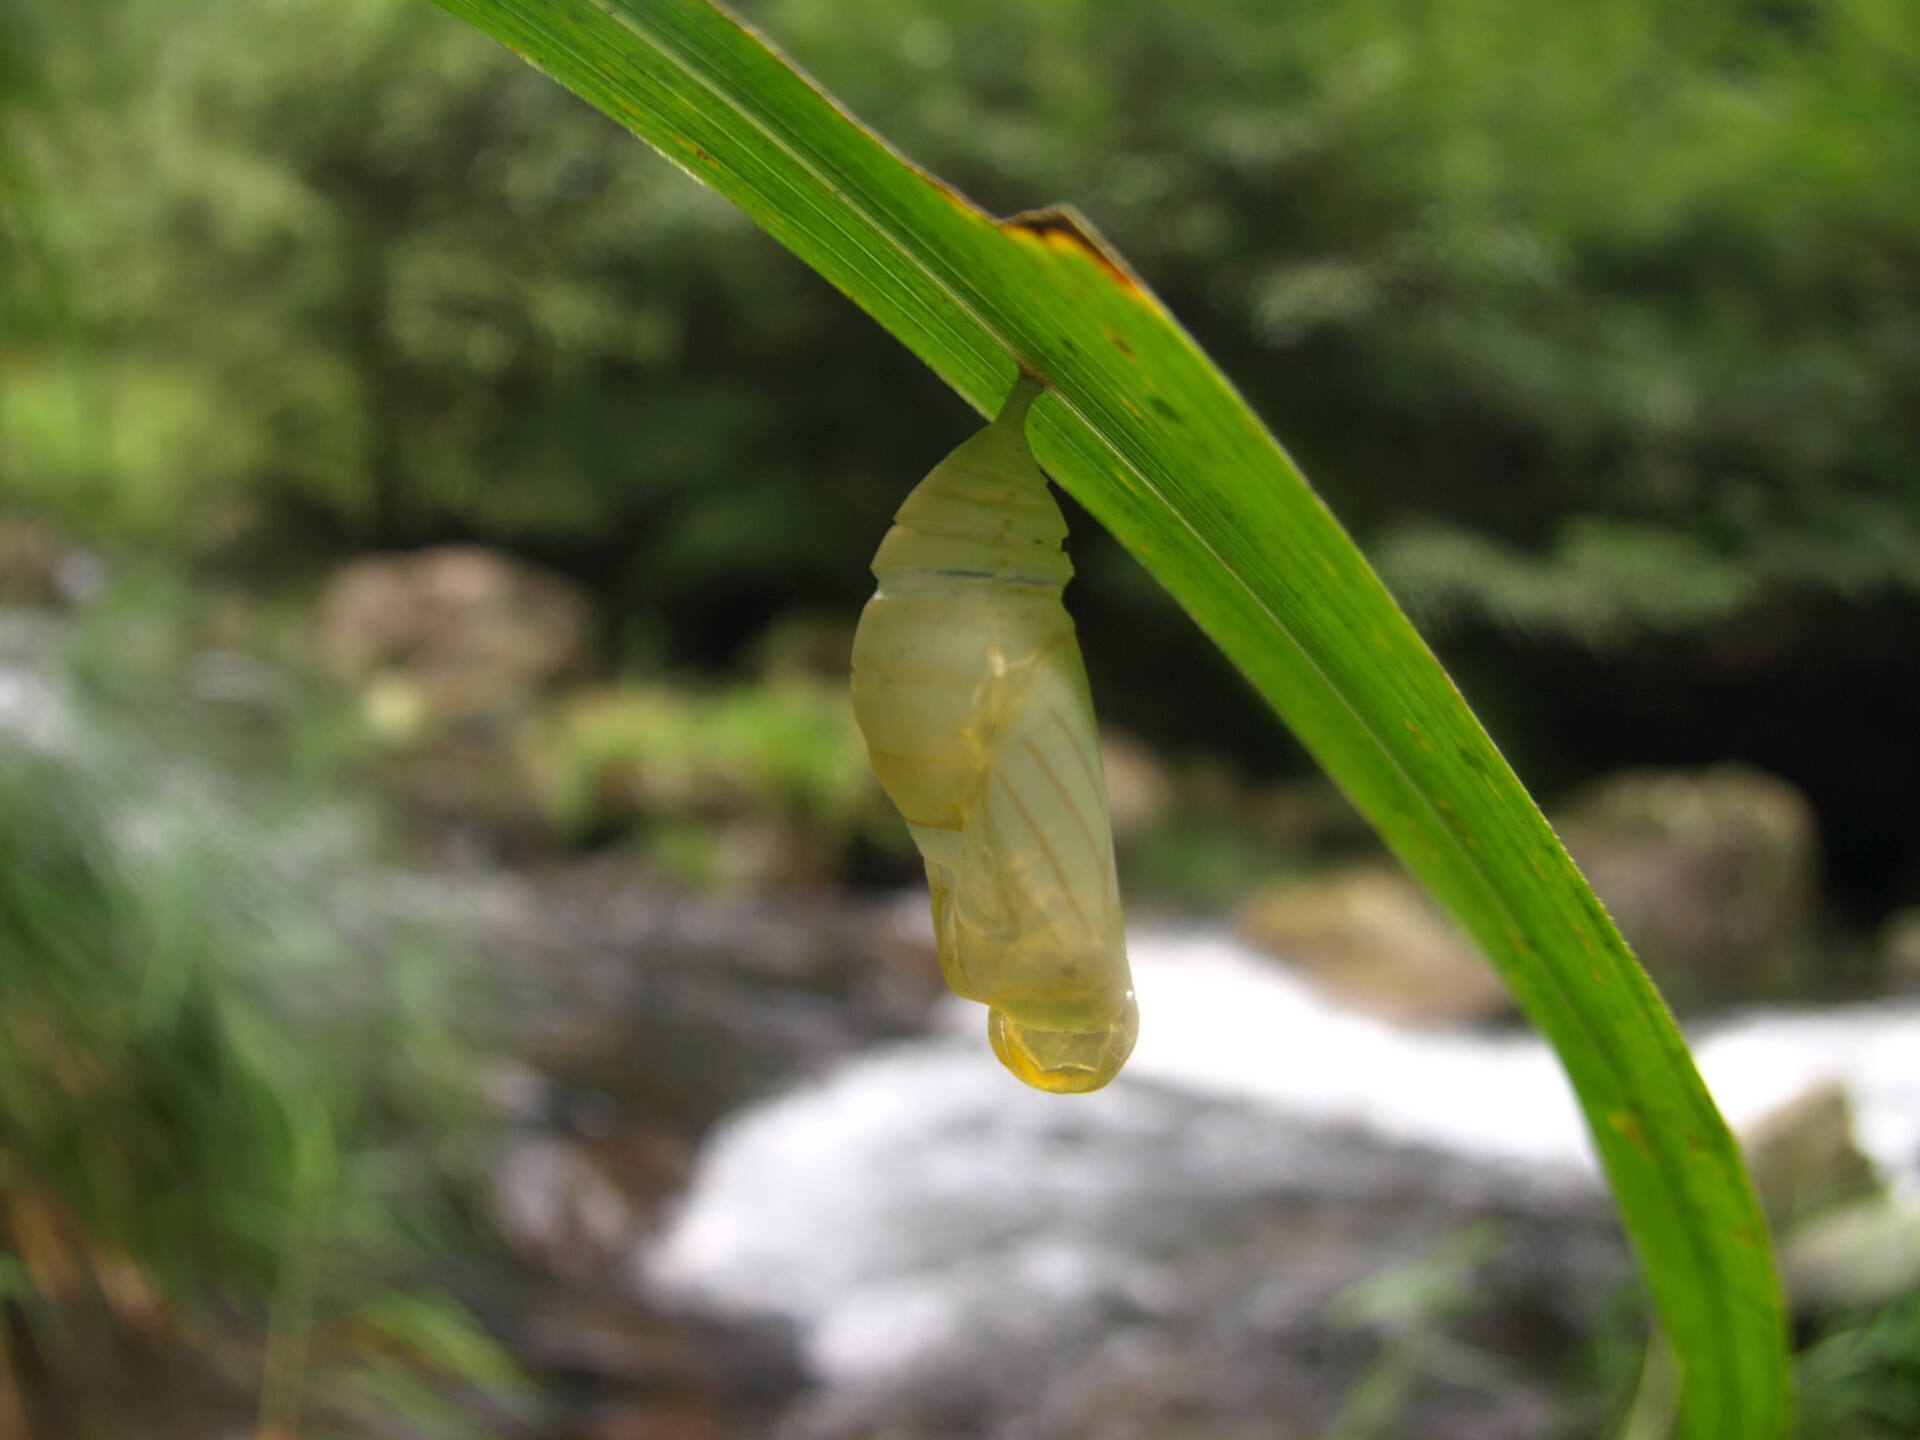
[850,378,1137,1093]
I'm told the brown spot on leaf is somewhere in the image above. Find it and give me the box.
[1105,327,1136,359]
[1610,1107,1651,1153]
[1432,796,1478,847]
[1000,205,1153,300]
[666,134,717,166]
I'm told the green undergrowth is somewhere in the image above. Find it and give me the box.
[0,654,521,1435]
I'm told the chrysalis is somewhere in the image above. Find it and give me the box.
[851,377,1137,1093]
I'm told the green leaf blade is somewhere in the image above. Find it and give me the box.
[425,0,1788,1431]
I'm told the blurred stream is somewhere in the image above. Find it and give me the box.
[645,929,1920,1434]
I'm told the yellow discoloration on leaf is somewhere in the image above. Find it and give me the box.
[998,206,1157,306]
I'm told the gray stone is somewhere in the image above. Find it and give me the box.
[1739,1079,1880,1230]
[1555,765,1821,1012]
[1234,864,1512,1026]
[315,544,592,729]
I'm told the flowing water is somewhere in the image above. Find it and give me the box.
[647,927,1920,1426]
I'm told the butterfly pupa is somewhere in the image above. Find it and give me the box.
[850,376,1137,1093]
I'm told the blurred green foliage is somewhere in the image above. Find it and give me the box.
[0,707,516,1433]
[1323,1223,1514,1440]
[768,0,1920,643]
[4,0,1919,902]
[1797,1291,1920,1440]
[4,0,1917,650]
[530,676,880,884]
